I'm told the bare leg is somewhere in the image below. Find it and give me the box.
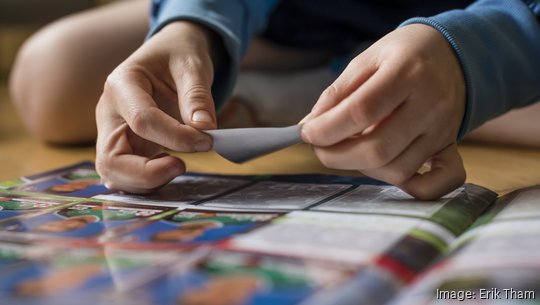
[9,0,149,144]
[465,102,540,148]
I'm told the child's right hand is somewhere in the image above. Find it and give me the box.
[301,24,467,200]
[95,21,217,193]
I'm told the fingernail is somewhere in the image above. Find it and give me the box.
[195,140,212,152]
[192,110,213,124]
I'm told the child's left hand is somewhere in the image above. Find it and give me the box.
[301,24,467,200]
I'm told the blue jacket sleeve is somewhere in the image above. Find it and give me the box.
[148,0,280,107]
[401,0,540,139]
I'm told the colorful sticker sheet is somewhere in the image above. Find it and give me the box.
[0,162,502,305]
[389,186,540,305]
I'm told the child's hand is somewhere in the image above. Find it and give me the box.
[95,21,217,193]
[301,24,466,200]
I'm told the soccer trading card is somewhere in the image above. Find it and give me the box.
[390,210,540,305]
[0,192,76,221]
[15,163,107,198]
[0,246,112,303]
[0,163,98,191]
[125,250,355,305]
[490,186,540,221]
[229,211,452,265]
[113,209,280,247]
[0,241,57,271]
[0,249,21,269]
[59,201,171,222]
[0,179,24,190]
[201,181,350,210]
[392,267,540,305]
[312,185,462,218]
[19,161,99,182]
[95,175,250,207]
[448,219,540,269]
[0,246,192,305]
[304,266,405,305]
[390,246,540,305]
[0,200,173,240]
[17,177,108,198]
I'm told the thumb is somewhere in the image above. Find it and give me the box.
[173,57,217,131]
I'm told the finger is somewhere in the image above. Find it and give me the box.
[313,134,427,189]
[96,124,186,193]
[96,97,155,159]
[108,72,213,152]
[171,56,217,130]
[359,135,441,189]
[309,53,377,119]
[103,153,185,194]
[399,144,466,201]
[310,100,427,170]
[302,63,410,147]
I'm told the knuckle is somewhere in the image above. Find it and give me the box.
[320,83,339,101]
[104,72,119,89]
[105,64,146,90]
[348,100,376,129]
[364,141,391,168]
[405,58,426,77]
[178,56,213,79]
[182,56,205,71]
[104,67,128,89]
[103,68,133,97]
[127,108,150,135]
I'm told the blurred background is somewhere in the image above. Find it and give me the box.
[0,0,115,77]
[0,0,113,136]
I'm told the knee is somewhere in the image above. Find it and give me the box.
[9,20,98,144]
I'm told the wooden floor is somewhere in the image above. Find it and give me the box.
[1,83,540,195]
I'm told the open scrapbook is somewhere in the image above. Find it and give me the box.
[0,161,538,304]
